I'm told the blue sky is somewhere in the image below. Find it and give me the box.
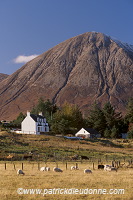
[0,0,133,75]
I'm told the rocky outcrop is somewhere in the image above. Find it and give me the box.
[0,32,132,120]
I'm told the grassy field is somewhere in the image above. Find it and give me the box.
[0,162,133,200]
[0,131,133,199]
[0,131,133,162]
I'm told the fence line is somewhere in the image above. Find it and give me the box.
[1,158,133,171]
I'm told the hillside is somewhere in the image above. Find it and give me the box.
[0,131,133,161]
[0,32,133,120]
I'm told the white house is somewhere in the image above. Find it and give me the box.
[75,128,101,139]
[21,111,49,135]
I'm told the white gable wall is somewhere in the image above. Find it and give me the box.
[75,128,90,138]
[21,115,36,134]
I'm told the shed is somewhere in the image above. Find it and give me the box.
[75,128,101,139]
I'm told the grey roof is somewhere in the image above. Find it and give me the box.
[30,114,45,122]
[83,128,99,135]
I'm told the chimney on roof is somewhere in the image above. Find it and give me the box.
[27,111,30,116]
[39,112,43,116]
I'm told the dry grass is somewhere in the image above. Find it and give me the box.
[0,131,133,161]
[0,162,133,200]
[0,131,133,199]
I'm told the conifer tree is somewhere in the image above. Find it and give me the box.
[125,98,133,123]
[102,102,122,138]
[87,103,106,136]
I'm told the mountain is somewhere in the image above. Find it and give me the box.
[0,73,8,82]
[0,32,133,120]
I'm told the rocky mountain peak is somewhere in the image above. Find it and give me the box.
[0,32,133,120]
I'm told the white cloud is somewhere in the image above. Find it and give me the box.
[13,54,38,64]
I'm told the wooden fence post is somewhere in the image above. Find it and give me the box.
[5,163,6,170]
[56,163,58,168]
[76,163,78,169]
[66,162,67,170]
[93,163,94,170]
[22,163,23,170]
[112,161,114,167]
[13,163,16,170]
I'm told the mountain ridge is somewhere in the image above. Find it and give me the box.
[0,73,8,82]
[0,32,133,120]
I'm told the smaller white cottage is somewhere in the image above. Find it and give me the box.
[75,128,101,139]
[21,111,49,135]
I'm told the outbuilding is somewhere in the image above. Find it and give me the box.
[75,128,101,139]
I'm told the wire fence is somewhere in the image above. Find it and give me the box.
[1,158,133,171]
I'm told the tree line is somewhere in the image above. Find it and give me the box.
[11,98,133,138]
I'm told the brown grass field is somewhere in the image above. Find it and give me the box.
[0,131,133,162]
[0,131,133,199]
[0,162,133,200]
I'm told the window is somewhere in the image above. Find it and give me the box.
[38,127,41,132]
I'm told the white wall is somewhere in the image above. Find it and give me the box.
[36,122,49,134]
[21,111,49,134]
[21,115,36,134]
[45,125,49,132]
[75,128,90,138]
